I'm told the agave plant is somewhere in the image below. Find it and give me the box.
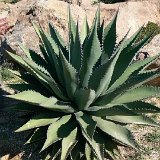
[6,7,160,160]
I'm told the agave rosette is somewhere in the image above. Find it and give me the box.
[6,7,160,160]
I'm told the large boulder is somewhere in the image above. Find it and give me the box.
[0,0,160,63]
[141,34,160,66]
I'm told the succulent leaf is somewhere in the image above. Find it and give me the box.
[97,85,160,106]
[49,22,65,49]
[85,142,94,160]
[87,103,159,126]
[70,22,82,71]
[5,103,47,113]
[104,105,160,126]
[93,117,137,148]
[39,30,65,86]
[98,19,104,45]
[5,90,57,106]
[103,69,160,103]
[126,101,160,113]
[102,11,118,63]
[82,130,103,160]
[16,114,58,132]
[81,16,89,43]
[42,115,72,151]
[106,54,160,94]
[74,88,96,110]
[61,127,78,160]
[24,58,68,100]
[75,112,96,139]
[80,12,101,87]
[110,26,144,83]
[126,69,160,88]
[19,44,32,59]
[104,138,122,160]
[20,46,50,72]
[26,127,47,144]
[89,53,121,97]
[68,6,76,59]
[7,52,52,92]
[8,83,41,92]
[112,27,144,81]
[109,86,160,105]
[59,49,78,99]
[95,6,101,30]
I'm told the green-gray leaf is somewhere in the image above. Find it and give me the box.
[75,112,96,139]
[80,13,101,87]
[74,89,96,110]
[104,105,160,127]
[59,49,78,100]
[98,86,160,105]
[102,11,118,63]
[126,101,160,113]
[110,86,160,104]
[70,22,82,71]
[26,127,47,144]
[107,54,160,94]
[5,90,57,107]
[81,16,89,44]
[93,117,137,148]
[41,115,72,151]
[61,127,78,160]
[16,114,58,132]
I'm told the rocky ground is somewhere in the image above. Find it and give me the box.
[0,0,160,159]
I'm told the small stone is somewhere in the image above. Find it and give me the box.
[1,154,10,160]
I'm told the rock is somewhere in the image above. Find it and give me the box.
[0,2,9,11]
[4,0,88,54]
[0,154,10,160]
[141,34,160,67]
[0,2,10,36]
[137,34,160,86]
[10,153,23,160]
[6,0,37,27]
[6,25,40,55]
[81,0,94,6]
[0,0,160,63]
[0,153,23,160]
[142,34,160,57]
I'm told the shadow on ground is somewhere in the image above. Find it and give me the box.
[0,87,41,160]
